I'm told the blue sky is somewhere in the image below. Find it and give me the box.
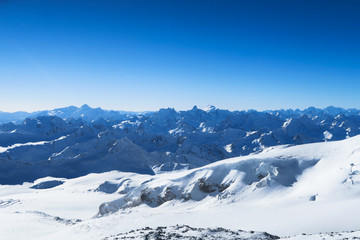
[1,0,359,112]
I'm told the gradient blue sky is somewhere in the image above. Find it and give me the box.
[1,0,359,112]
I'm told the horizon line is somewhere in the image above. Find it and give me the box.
[0,104,359,114]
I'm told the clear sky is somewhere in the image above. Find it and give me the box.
[1,0,359,112]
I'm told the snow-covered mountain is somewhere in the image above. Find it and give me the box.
[0,104,140,124]
[1,105,360,184]
[1,136,360,239]
[98,135,360,215]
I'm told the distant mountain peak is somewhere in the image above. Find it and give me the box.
[203,105,217,112]
[1,105,360,125]
[191,105,199,111]
[79,104,91,110]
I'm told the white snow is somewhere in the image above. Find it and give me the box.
[0,135,68,153]
[282,118,292,129]
[1,136,360,239]
[246,131,258,137]
[323,131,333,141]
[203,105,217,112]
[224,144,232,153]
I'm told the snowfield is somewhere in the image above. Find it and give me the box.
[1,135,360,239]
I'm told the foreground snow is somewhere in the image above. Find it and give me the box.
[103,225,280,240]
[1,136,360,239]
[103,226,360,240]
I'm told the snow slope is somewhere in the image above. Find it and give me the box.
[0,136,360,239]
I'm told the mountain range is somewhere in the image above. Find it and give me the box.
[0,105,360,184]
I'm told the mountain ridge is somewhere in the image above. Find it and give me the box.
[1,105,360,124]
[1,105,360,184]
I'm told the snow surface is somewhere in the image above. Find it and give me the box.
[1,136,360,239]
[103,225,280,240]
[0,135,67,153]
